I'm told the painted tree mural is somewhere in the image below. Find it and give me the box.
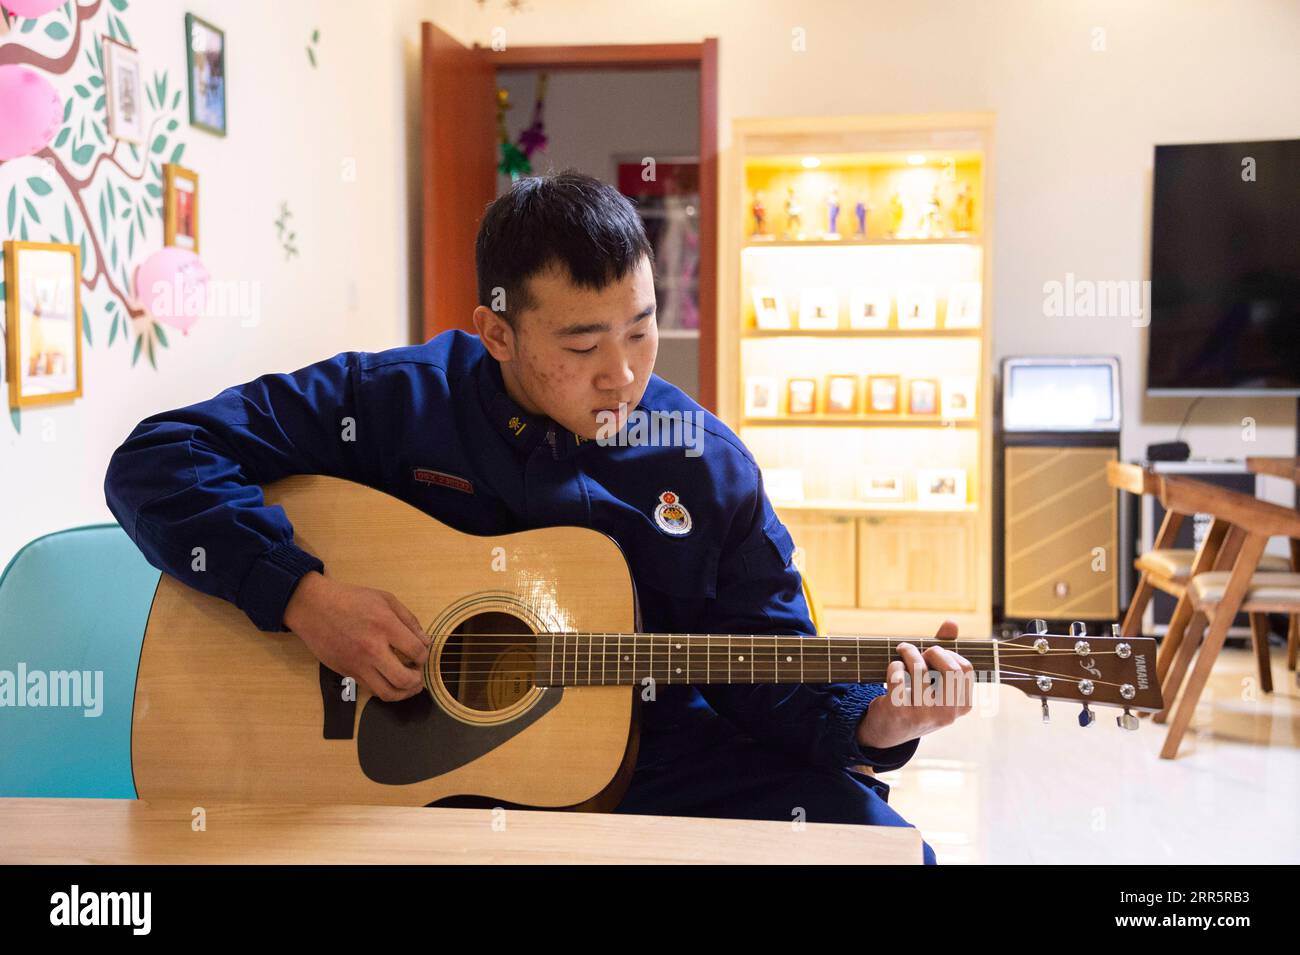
[0,0,189,411]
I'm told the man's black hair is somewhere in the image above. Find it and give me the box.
[475,169,655,327]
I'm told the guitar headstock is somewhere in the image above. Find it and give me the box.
[997,621,1163,729]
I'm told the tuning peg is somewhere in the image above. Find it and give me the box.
[1111,623,1121,638]
[1027,619,1048,635]
[1116,708,1139,731]
[1078,703,1095,727]
[1041,699,1051,723]
[1069,620,1087,637]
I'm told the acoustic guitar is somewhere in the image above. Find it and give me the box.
[131,475,1163,810]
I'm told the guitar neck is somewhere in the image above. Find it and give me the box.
[534,633,998,687]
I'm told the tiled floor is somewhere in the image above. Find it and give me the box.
[881,645,1300,864]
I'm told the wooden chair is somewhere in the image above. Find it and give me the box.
[1106,462,1289,699]
[1152,475,1300,759]
[1245,456,1300,674]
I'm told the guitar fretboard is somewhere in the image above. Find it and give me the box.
[535,633,1000,687]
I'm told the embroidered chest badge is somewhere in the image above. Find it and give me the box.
[653,490,693,537]
[413,467,474,495]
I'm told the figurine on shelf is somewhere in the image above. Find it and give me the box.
[854,197,869,238]
[784,185,804,239]
[825,186,841,239]
[751,191,769,239]
[886,190,904,238]
[953,181,975,235]
[922,186,945,238]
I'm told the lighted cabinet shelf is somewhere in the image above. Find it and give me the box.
[721,113,994,638]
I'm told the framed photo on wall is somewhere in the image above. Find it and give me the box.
[857,470,906,501]
[787,377,817,415]
[744,375,779,417]
[945,281,982,328]
[825,374,858,414]
[866,374,901,414]
[4,241,83,408]
[797,287,839,330]
[102,37,144,144]
[941,376,977,419]
[751,286,791,330]
[907,377,940,415]
[917,468,967,507]
[164,163,199,251]
[896,284,937,330]
[186,13,227,136]
[848,286,891,329]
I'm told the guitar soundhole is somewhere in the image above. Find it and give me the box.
[439,612,537,713]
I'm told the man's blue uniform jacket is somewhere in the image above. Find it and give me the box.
[103,330,920,775]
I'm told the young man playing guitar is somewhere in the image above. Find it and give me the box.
[105,171,973,864]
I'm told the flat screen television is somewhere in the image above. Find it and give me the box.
[1147,138,1300,395]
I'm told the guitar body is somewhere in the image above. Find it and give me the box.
[131,475,640,810]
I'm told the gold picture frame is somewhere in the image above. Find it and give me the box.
[164,163,199,251]
[825,374,859,414]
[865,374,901,414]
[4,240,84,409]
[787,377,817,415]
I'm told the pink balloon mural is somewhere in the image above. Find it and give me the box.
[1,0,65,17]
[134,249,210,335]
[0,65,63,161]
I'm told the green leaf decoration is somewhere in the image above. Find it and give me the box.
[92,122,105,145]
[27,177,52,196]
[135,205,145,234]
[145,183,162,198]
[169,144,185,165]
[72,144,94,165]
[108,313,120,346]
[146,336,155,368]
[89,74,103,89]
[166,119,178,132]
[132,333,143,366]
[115,16,131,45]
[150,134,166,155]
[20,219,28,240]
[106,182,116,216]
[54,128,71,148]
[6,188,15,231]
[63,205,73,240]
[312,29,320,43]
[117,186,129,203]
[128,220,135,257]
[62,97,73,122]
[172,90,181,110]
[111,0,128,10]
[20,18,36,34]
[98,191,107,236]
[93,94,105,112]
[110,237,117,269]
[75,84,90,99]
[45,21,69,41]
[107,16,118,41]
[24,198,40,224]
[154,322,168,348]
[82,303,91,345]
[10,408,20,435]
[307,46,316,68]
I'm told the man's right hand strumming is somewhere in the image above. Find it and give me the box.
[283,571,430,702]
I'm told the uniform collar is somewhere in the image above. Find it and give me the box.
[475,354,595,461]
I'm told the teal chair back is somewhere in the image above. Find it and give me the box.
[0,524,159,798]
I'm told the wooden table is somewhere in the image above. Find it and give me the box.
[0,798,921,864]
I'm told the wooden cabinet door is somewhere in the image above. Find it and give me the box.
[781,511,857,609]
[857,513,977,612]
